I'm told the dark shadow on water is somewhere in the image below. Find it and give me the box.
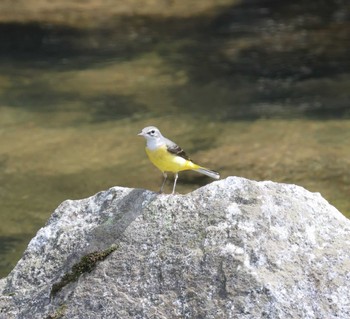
[87,94,149,122]
[1,79,148,122]
[0,235,31,278]
[0,22,88,68]
[0,0,349,120]
[0,236,23,256]
[0,13,200,69]
[1,81,79,110]
[163,0,350,120]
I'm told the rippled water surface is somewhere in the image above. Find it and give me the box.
[1,0,350,276]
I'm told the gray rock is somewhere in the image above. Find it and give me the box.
[1,177,350,319]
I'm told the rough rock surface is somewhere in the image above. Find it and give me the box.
[1,177,350,319]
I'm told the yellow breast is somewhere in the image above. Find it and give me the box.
[145,145,198,173]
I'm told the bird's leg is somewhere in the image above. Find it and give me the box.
[171,172,178,195]
[159,172,167,193]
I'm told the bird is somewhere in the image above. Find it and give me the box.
[138,126,220,194]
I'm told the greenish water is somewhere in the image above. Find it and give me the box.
[1,0,350,277]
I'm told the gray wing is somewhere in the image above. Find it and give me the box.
[164,137,191,161]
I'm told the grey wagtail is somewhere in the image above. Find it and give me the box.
[138,126,220,194]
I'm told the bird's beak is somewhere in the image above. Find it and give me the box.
[137,132,144,136]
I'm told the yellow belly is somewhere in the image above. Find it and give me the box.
[145,145,199,173]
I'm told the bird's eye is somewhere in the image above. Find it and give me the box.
[150,130,155,134]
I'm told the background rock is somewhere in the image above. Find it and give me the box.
[1,177,350,318]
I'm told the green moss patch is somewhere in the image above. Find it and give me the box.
[50,245,118,298]
[45,304,67,319]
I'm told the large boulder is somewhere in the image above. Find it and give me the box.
[1,177,349,318]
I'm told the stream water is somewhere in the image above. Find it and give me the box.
[0,0,349,277]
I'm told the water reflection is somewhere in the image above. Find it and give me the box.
[0,0,350,277]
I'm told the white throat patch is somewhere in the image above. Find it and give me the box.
[146,138,164,150]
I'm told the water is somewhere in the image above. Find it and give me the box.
[1,0,350,277]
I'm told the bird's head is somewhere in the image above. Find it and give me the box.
[138,126,162,140]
